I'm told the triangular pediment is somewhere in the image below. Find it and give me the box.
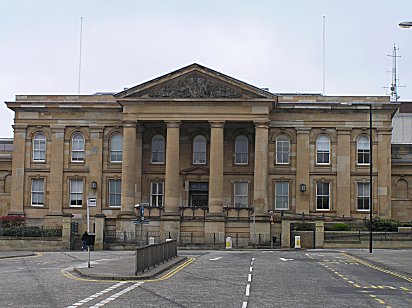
[180,165,209,175]
[115,63,274,99]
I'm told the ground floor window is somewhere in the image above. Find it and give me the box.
[189,182,208,207]
[357,182,370,211]
[31,178,44,206]
[70,179,83,207]
[151,181,164,207]
[275,181,289,210]
[234,182,248,208]
[316,181,330,210]
[108,179,121,207]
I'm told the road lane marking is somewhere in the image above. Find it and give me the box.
[248,274,252,282]
[242,302,247,308]
[249,266,253,272]
[279,258,293,262]
[209,257,222,261]
[88,282,143,308]
[246,284,250,296]
[66,282,128,308]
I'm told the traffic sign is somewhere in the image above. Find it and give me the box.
[87,198,97,207]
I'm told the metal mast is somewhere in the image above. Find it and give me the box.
[386,44,402,102]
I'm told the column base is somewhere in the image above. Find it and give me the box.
[160,213,180,237]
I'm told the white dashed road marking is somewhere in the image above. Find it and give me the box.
[89,282,143,308]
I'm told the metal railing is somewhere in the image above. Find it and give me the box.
[135,239,177,275]
[325,231,412,242]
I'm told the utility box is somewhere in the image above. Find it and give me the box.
[294,236,301,249]
[226,237,232,249]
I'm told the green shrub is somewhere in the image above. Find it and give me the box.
[294,222,314,231]
[366,217,401,232]
[330,223,350,231]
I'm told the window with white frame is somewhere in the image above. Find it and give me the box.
[151,181,164,207]
[276,135,290,164]
[316,134,330,164]
[357,135,370,165]
[234,182,248,208]
[151,135,165,163]
[275,181,289,210]
[69,179,83,207]
[193,135,206,164]
[71,133,85,162]
[108,179,121,207]
[316,181,330,210]
[234,135,248,164]
[110,133,123,162]
[357,182,370,211]
[31,178,45,206]
[33,133,46,162]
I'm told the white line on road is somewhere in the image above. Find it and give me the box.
[66,282,128,308]
[249,266,253,272]
[279,258,293,262]
[89,282,143,308]
[242,301,248,308]
[209,257,222,261]
[246,284,250,296]
[248,273,252,282]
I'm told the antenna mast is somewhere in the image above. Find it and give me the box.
[78,17,83,94]
[386,44,402,101]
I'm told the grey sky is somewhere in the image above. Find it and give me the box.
[1,0,412,137]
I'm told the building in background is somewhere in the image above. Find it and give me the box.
[0,64,408,245]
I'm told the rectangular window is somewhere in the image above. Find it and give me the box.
[151,182,164,207]
[234,182,248,208]
[108,179,121,207]
[70,179,83,207]
[357,149,370,164]
[33,139,46,161]
[316,182,330,210]
[275,182,289,210]
[357,182,370,211]
[31,178,45,206]
[189,182,208,207]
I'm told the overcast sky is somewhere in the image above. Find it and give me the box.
[1,0,412,137]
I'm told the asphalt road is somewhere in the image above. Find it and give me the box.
[1,250,411,307]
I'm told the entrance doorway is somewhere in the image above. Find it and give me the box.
[189,182,208,207]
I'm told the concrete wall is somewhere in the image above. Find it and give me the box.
[0,238,62,251]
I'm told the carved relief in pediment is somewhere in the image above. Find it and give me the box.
[147,73,242,99]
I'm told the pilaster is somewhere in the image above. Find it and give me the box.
[377,129,392,218]
[253,121,269,215]
[336,129,351,217]
[48,126,65,216]
[9,125,27,215]
[89,127,104,212]
[295,128,310,214]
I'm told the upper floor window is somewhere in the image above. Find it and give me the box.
[234,135,248,164]
[151,135,165,164]
[71,133,85,162]
[69,179,83,207]
[275,181,289,210]
[110,133,123,162]
[151,181,164,207]
[33,133,46,162]
[357,182,370,211]
[234,182,248,208]
[316,134,330,164]
[276,135,290,164]
[193,135,206,164]
[108,179,121,207]
[357,135,370,165]
[31,178,45,207]
[316,181,330,210]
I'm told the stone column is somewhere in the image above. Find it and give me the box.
[134,124,143,203]
[295,128,310,214]
[94,213,105,251]
[89,127,104,212]
[61,213,73,251]
[336,129,351,217]
[315,221,325,248]
[9,125,27,215]
[120,122,137,215]
[252,121,270,237]
[205,121,225,240]
[48,126,65,216]
[281,219,291,248]
[377,129,392,218]
[161,121,181,234]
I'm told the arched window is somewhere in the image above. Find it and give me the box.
[396,179,408,199]
[151,135,165,164]
[357,135,370,164]
[110,133,123,162]
[316,134,330,164]
[33,133,46,162]
[193,135,206,164]
[276,135,290,164]
[234,135,248,164]
[71,133,85,162]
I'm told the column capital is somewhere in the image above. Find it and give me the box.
[122,121,137,128]
[336,128,352,135]
[254,120,269,129]
[209,121,225,128]
[165,120,181,128]
[296,128,311,134]
[12,125,27,132]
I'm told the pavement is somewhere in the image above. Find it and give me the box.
[1,248,411,281]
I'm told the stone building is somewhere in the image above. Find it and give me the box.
[0,63,408,245]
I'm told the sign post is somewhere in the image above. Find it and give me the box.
[86,198,96,268]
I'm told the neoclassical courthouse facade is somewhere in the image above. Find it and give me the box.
[1,64,411,240]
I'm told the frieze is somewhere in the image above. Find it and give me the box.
[148,74,242,98]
